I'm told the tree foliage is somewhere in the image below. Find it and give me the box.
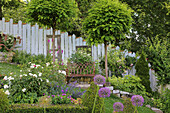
[83,0,133,46]
[83,0,133,79]
[118,0,170,52]
[27,0,78,30]
[135,52,152,93]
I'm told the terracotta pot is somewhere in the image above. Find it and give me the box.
[0,52,14,63]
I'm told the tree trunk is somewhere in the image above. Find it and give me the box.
[104,41,108,80]
[52,28,55,64]
[57,35,62,62]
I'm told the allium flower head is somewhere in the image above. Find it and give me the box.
[131,95,144,106]
[98,87,111,98]
[113,102,124,112]
[94,75,105,85]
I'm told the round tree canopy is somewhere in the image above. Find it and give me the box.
[83,0,133,45]
[27,0,78,30]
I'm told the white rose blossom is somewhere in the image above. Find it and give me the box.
[4,85,9,89]
[39,78,43,82]
[46,62,50,67]
[33,74,37,78]
[5,90,10,95]
[22,88,26,92]
[3,76,8,80]
[23,74,27,76]
[30,65,34,68]
[39,73,42,77]
[20,75,23,78]
[20,70,22,72]
[29,73,33,76]
[8,76,14,81]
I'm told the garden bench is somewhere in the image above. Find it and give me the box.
[65,62,95,83]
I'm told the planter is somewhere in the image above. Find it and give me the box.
[0,52,14,63]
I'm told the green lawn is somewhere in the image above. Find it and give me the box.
[0,63,20,76]
[105,94,155,113]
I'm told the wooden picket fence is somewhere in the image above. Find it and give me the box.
[0,18,158,91]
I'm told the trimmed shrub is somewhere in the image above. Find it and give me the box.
[122,97,135,113]
[0,89,9,113]
[82,82,105,113]
[135,52,152,93]
[8,104,88,113]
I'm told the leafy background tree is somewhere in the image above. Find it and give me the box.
[135,52,152,93]
[118,0,170,53]
[82,0,133,80]
[0,0,21,20]
[27,0,78,63]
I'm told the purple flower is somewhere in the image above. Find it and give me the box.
[62,93,66,96]
[98,87,111,98]
[57,51,59,54]
[94,75,106,85]
[58,95,60,96]
[61,97,63,99]
[131,95,144,106]
[43,93,45,96]
[61,50,63,53]
[48,40,50,43]
[49,50,51,53]
[113,102,124,112]
[61,90,64,93]
[48,96,50,98]
[57,85,59,87]
[52,95,55,97]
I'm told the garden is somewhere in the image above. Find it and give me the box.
[0,0,170,113]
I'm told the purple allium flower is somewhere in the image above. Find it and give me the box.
[98,87,111,98]
[94,75,106,85]
[61,90,64,93]
[57,85,59,87]
[52,95,55,97]
[131,95,144,106]
[62,93,66,96]
[113,102,124,112]
[43,93,45,96]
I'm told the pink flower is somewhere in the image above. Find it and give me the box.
[49,50,51,53]
[61,97,63,99]
[52,38,53,42]
[61,50,63,53]
[57,51,59,54]
[34,65,36,67]
[119,66,121,68]
[48,40,50,43]
[130,64,133,66]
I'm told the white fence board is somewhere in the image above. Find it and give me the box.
[27,24,31,54]
[35,24,39,55]
[31,26,35,55]
[22,24,27,52]
[39,28,43,54]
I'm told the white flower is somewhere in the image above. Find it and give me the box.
[20,75,23,78]
[58,70,66,75]
[46,62,50,67]
[14,75,16,77]
[10,72,13,75]
[5,90,10,95]
[3,76,8,80]
[8,76,14,81]
[29,73,33,76]
[30,65,34,68]
[31,63,35,66]
[28,62,31,64]
[58,70,62,73]
[23,74,27,76]
[46,79,49,83]
[20,70,22,72]
[36,65,40,67]
[38,73,42,77]
[4,85,9,89]
[33,74,37,78]
[22,88,26,92]
[42,67,44,69]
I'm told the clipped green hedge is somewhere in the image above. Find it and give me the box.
[7,104,89,113]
